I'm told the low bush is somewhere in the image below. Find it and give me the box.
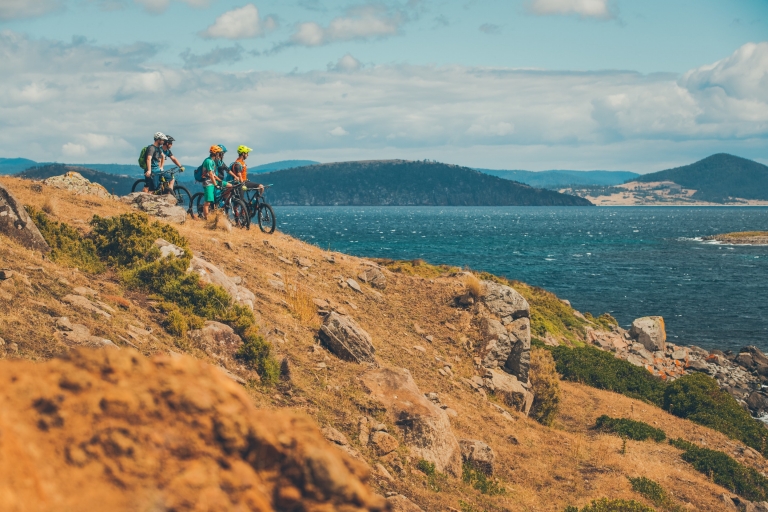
[664,373,768,456]
[27,207,105,273]
[416,459,446,492]
[461,462,505,496]
[628,476,681,511]
[563,498,655,512]
[595,416,666,442]
[669,438,768,501]
[550,345,666,406]
[235,331,280,385]
[90,212,187,268]
[529,347,561,426]
[463,273,485,299]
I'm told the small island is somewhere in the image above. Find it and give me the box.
[703,231,768,245]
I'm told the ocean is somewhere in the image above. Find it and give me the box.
[275,206,768,353]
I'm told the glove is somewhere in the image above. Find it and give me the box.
[179,166,185,172]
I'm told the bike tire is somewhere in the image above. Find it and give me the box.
[257,203,276,234]
[172,185,192,212]
[228,198,251,229]
[131,179,147,193]
[193,192,207,220]
[244,189,259,218]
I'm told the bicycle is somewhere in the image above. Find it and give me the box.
[190,182,250,229]
[244,184,276,234]
[131,167,191,211]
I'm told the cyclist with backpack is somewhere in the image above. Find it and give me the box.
[197,145,224,219]
[231,145,264,195]
[139,132,167,193]
[159,135,185,192]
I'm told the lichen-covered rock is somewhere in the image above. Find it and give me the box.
[121,192,186,224]
[319,312,376,363]
[630,316,666,352]
[483,369,533,415]
[481,280,530,325]
[0,182,50,253]
[43,172,113,199]
[187,321,243,360]
[360,366,461,476]
[459,439,496,476]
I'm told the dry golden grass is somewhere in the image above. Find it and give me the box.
[1,175,766,511]
[285,281,318,325]
[463,272,485,299]
[42,196,58,216]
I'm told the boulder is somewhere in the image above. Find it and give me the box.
[187,321,243,359]
[360,366,462,476]
[477,317,514,369]
[747,391,768,416]
[370,431,399,455]
[459,439,495,476]
[629,316,666,352]
[386,495,423,512]
[358,268,387,289]
[483,369,533,415]
[480,281,529,325]
[319,312,376,363]
[0,182,50,253]
[736,347,768,376]
[42,172,113,199]
[121,193,187,224]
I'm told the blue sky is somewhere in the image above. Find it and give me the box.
[1,0,767,172]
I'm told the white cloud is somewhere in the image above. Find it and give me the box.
[1,32,767,171]
[289,5,403,47]
[62,143,87,157]
[330,54,362,72]
[202,4,276,40]
[133,0,211,14]
[528,0,614,19]
[0,0,61,21]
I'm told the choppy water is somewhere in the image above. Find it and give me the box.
[275,206,768,352]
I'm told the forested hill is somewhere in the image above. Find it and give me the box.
[18,164,136,196]
[634,153,768,202]
[259,160,593,206]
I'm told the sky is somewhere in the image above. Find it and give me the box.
[1,0,767,172]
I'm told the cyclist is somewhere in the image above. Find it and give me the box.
[142,132,167,193]
[216,144,230,183]
[231,145,264,195]
[159,135,185,192]
[200,145,224,219]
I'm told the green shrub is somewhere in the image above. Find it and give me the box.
[595,416,666,442]
[416,459,436,476]
[585,312,619,331]
[530,347,561,426]
[458,501,486,512]
[551,345,666,406]
[416,459,446,492]
[462,462,505,496]
[628,476,681,511]
[27,207,105,273]
[669,438,768,501]
[564,498,655,512]
[235,331,280,385]
[664,373,768,456]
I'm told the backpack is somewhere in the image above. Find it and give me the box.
[194,165,204,183]
[138,145,149,171]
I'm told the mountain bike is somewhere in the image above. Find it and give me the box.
[244,184,276,234]
[190,183,250,229]
[131,167,191,211]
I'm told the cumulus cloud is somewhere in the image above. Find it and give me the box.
[329,54,362,72]
[202,4,276,40]
[0,0,61,21]
[528,0,615,19]
[180,45,244,68]
[1,32,766,170]
[288,5,403,47]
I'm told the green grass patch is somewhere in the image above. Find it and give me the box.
[416,459,446,492]
[550,345,666,406]
[564,498,655,512]
[584,312,619,331]
[26,207,105,273]
[664,373,768,456]
[235,332,280,385]
[595,416,666,442]
[462,462,505,496]
[628,477,682,511]
[669,438,768,501]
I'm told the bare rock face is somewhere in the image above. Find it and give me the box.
[387,495,424,512]
[481,281,530,325]
[370,431,399,455]
[319,312,376,363]
[459,439,496,476]
[630,316,666,352]
[187,321,243,360]
[483,369,533,415]
[358,267,387,289]
[43,172,113,199]
[121,192,187,224]
[360,366,461,476]
[0,182,50,253]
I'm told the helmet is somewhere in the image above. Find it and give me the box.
[237,145,252,155]
[165,135,175,143]
[154,132,167,141]
[217,144,228,153]
[209,145,222,154]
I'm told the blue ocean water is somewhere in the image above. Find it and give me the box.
[275,207,768,352]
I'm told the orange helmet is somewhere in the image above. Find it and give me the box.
[209,145,222,154]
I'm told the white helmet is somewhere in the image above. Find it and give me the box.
[154,132,168,141]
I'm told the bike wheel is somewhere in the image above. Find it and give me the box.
[173,185,192,212]
[244,190,258,218]
[228,198,251,229]
[193,193,207,220]
[257,203,276,234]
[131,179,147,193]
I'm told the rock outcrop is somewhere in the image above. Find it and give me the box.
[360,366,462,476]
[483,369,533,415]
[459,439,495,476]
[42,171,113,199]
[0,182,50,253]
[319,312,376,363]
[358,267,387,289]
[187,321,244,361]
[121,192,187,224]
[0,348,386,511]
[630,316,666,352]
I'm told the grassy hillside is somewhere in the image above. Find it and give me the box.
[634,153,768,203]
[477,169,639,189]
[260,160,594,206]
[19,164,137,195]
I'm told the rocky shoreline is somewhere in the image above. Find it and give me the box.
[703,231,768,245]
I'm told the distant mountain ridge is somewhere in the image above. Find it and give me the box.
[476,169,638,188]
[250,160,319,173]
[0,158,38,175]
[259,160,593,206]
[634,153,768,202]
